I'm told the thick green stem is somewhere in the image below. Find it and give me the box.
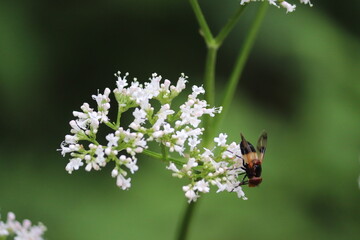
[203,46,218,147]
[178,3,267,240]
[176,200,198,240]
[189,0,217,148]
[214,2,268,133]
[204,46,217,107]
[189,3,248,148]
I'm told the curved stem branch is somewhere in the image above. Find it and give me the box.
[215,5,247,46]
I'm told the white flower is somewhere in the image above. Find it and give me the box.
[268,0,278,6]
[240,0,251,5]
[174,73,188,92]
[131,108,147,128]
[145,73,161,98]
[0,221,8,236]
[280,1,296,13]
[125,157,139,174]
[116,174,131,190]
[300,0,313,7]
[182,185,199,203]
[1,212,46,240]
[162,123,174,134]
[95,145,106,166]
[111,168,119,177]
[92,88,111,122]
[65,158,84,174]
[200,148,214,162]
[188,137,200,150]
[85,162,99,171]
[167,162,180,173]
[115,71,129,91]
[233,186,247,200]
[64,134,78,144]
[153,104,175,130]
[240,0,311,13]
[59,142,72,157]
[212,179,227,193]
[189,85,205,99]
[92,88,110,107]
[214,133,228,147]
[174,145,185,155]
[106,133,119,147]
[173,129,189,146]
[60,71,229,200]
[194,180,210,193]
[167,162,183,178]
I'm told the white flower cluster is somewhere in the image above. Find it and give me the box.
[167,133,247,203]
[59,72,223,193]
[0,212,46,240]
[240,0,313,13]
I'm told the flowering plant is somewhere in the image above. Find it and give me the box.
[57,0,312,239]
[60,72,249,202]
[240,0,312,13]
[0,212,46,240]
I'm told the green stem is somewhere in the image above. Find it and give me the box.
[214,2,268,132]
[105,121,117,130]
[203,46,218,147]
[142,149,186,165]
[189,0,214,46]
[116,104,122,128]
[176,200,198,240]
[215,5,247,46]
[161,144,168,161]
[204,47,217,107]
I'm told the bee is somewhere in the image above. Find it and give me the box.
[238,131,267,187]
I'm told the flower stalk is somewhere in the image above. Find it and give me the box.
[142,149,185,166]
[202,46,218,147]
[176,201,198,240]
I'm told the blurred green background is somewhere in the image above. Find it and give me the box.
[1,0,359,239]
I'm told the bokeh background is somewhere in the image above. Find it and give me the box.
[1,0,359,239]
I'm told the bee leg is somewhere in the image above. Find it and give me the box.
[238,172,250,186]
[242,174,247,180]
[239,180,248,186]
[231,175,248,192]
[230,166,247,171]
[226,150,244,160]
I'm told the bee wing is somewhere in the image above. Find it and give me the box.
[240,133,257,165]
[256,130,268,162]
